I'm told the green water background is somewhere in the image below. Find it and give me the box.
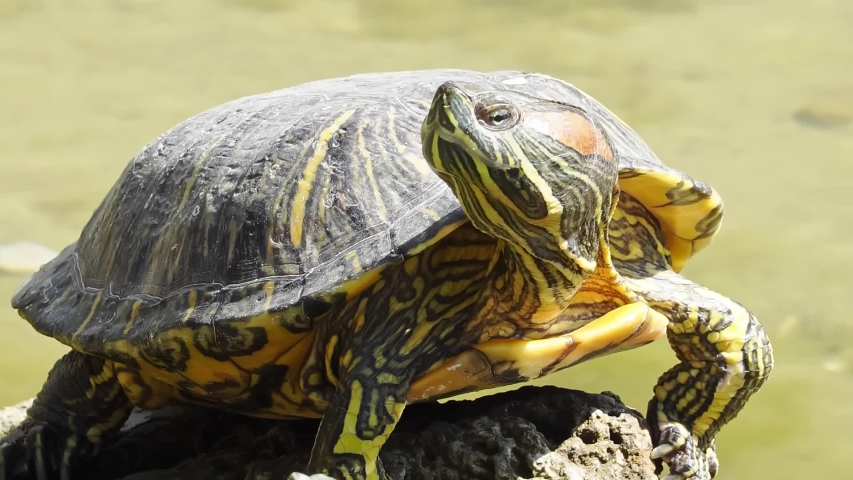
[1,0,851,478]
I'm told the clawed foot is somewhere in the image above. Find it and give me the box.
[0,423,94,480]
[649,416,718,480]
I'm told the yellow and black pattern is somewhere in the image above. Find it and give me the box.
[618,167,724,272]
[610,193,773,479]
[3,69,771,480]
[422,82,618,273]
[301,225,496,478]
[287,82,623,478]
[0,352,133,479]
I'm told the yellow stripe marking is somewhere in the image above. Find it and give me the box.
[399,319,440,356]
[619,169,723,271]
[403,153,432,175]
[346,250,363,273]
[386,107,405,154]
[72,292,103,341]
[361,124,388,221]
[290,110,356,248]
[352,297,369,334]
[263,281,275,309]
[325,335,340,386]
[180,291,197,323]
[123,300,143,335]
[333,379,405,479]
[269,137,315,262]
[687,303,750,439]
[420,208,440,221]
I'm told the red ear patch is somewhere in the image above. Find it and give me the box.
[526,111,615,162]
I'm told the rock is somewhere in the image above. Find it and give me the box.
[0,399,32,438]
[530,410,654,480]
[0,241,58,275]
[0,386,657,480]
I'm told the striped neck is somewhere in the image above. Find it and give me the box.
[469,235,598,341]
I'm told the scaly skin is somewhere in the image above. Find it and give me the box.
[0,352,133,480]
[299,82,622,478]
[0,75,773,480]
[610,192,773,479]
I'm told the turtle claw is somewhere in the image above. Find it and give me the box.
[0,423,91,480]
[650,419,717,480]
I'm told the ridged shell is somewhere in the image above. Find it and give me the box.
[12,69,721,350]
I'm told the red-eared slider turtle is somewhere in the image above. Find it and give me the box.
[0,70,772,480]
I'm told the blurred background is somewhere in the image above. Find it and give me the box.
[0,0,850,478]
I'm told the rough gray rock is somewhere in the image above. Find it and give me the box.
[0,399,31,438]
[1,386,657,480]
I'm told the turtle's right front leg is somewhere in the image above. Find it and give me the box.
[0,351,133,480]
[647,282,773,480]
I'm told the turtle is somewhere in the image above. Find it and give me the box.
[0,69,772,480]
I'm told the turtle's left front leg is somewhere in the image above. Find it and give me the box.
[647,276,773,480]
[299,368,409,480]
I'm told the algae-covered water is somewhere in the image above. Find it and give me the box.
[1,1,851,478]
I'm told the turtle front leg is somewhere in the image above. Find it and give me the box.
[0,351,133,480]
[648,283,773,480]
[295,371,408,480]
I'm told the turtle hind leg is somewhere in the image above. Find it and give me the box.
[0,350,133,480]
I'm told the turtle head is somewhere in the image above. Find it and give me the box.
[421,81,619,274]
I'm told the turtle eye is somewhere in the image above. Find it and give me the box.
[477,103,520,131]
